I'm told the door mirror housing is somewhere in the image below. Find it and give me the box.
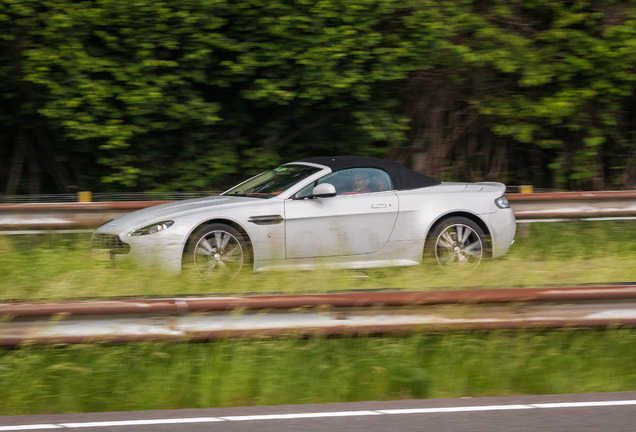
[310,183,337,198]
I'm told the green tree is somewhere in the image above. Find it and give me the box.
[3,0,636,194]
[10,0,442,191]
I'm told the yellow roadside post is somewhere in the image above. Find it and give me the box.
[517,186,533,238]
[78,191,92,203]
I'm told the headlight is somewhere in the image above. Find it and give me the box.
[128,221,175,236]
[495,195,510,209]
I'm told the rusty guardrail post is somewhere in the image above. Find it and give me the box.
[515,185,533,238]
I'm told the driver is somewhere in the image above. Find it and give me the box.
[343,171,370,194]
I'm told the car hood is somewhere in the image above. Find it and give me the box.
[102,195,263,231]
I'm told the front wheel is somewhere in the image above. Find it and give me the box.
[183,223,250,281]
[426,217,488,271]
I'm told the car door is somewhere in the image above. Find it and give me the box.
[284,168,398,259]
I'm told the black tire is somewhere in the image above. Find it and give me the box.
[426,216,488,271]
[183,223,251,280]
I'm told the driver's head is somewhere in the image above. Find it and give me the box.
[352,172,369,192]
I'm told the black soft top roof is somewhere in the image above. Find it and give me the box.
[299,156,441,190]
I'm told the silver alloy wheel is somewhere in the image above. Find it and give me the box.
[434,223,484,271]
[193,229,244,280]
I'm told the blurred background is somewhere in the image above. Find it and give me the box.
[3,0,636,417]
[2,0,636,198]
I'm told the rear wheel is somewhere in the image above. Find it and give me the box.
[183,223,250,280]
[426,217,488,271]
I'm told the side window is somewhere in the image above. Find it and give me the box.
[292,168,392,199]
[319,168,392,196]
[294,182,314,199]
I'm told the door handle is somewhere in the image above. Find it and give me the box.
[371,204,387,209]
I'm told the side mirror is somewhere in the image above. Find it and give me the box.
[310,183,337,198]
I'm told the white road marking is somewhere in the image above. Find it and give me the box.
[4,399,636,430]
[0,426,61,431]
[220,410,382,421]
[378,404,533,414]
[60,418,225,428]
[530,400,636,408]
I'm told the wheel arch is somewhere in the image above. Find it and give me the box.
[427,211,492,256]
[181,218,254,268]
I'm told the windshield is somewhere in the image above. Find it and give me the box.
[223,164,322,198]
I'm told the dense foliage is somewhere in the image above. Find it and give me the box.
[1,0,636,194]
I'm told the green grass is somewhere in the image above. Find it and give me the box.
[2,222,636,416]
[2,221,636,301]
[1,330,636,415]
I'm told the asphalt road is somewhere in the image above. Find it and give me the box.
[2,392,635,432]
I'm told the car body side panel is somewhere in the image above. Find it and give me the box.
[252,250,421,272]
[240,201,287,262]
[283,191,399,258]
[389,184,483,244]
[95,198,288,271]
[389,182,515,259]
[484,209,516,257]
[174,200,287,263]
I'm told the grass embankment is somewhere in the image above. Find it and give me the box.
[1,221,636,415]
[1,330,636,415]
[2,220,636,301]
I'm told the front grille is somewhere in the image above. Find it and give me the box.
[91,234,131,254]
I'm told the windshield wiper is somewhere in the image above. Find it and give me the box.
[227,192,271,199]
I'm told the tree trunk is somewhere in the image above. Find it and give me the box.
[33,127,76,192]
[4,131,26,196]
[27,141,41,195]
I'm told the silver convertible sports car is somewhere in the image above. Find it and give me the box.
[91,156,516,278]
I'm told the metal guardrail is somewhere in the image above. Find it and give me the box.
[0,191,636,230]
[507,190,636,220]
[2,286,636,346]
[0,191,219,204]
[0,201,170,230]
